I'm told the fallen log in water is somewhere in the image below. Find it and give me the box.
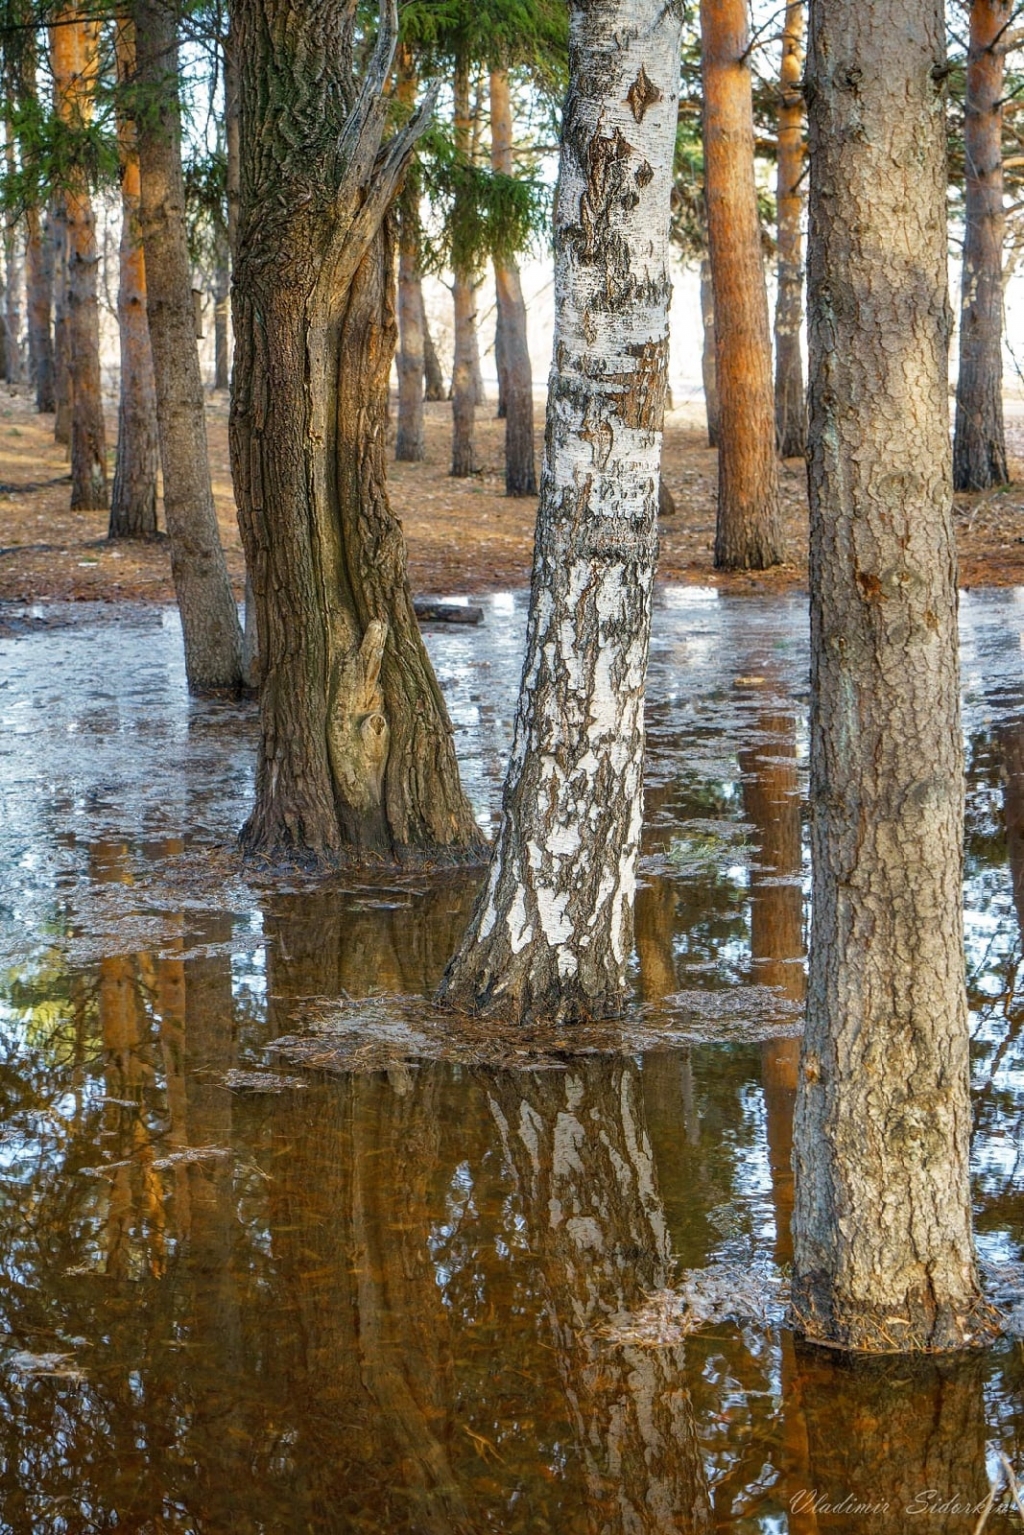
[413,598,484,625]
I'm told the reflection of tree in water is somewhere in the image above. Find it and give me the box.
[796,1347,1002,1534]
[484,1058,713,1533]
[260,1066,473,1533]
[263,872,479,1015]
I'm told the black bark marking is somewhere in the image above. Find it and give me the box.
[626,64,662,122]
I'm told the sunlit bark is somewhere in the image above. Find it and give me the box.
[440,0,681,1021]
[793,0,992,1352]
[701,0,783,569]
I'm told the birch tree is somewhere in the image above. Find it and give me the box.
[440,0,682,1022]
[792,0,998,1352]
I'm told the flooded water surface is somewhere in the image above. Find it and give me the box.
[3,590,1024,1532]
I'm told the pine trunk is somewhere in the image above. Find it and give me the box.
[396,221,426,461]
[230,0,483,865]
[699,254,719,447]
[422,306,446,401]
[132,0,243,692]
[395,47,425,464]
[3,102,23,386]
[3,168,22,385]
[489,69,536,498]
[701,0,784,568]
[774,0,806,459]
[110,20,159,541]
[450,58,477,478]
[52,14,108,507]
[440,0,681,1022]
[51,200,71,445]
[792,0,995,1353]
[953,0,1010,491]
[25,205,54,413]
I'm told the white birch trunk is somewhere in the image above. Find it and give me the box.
[440,0,682,1023]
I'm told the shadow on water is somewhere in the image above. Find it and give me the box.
[2,591,1024,1528]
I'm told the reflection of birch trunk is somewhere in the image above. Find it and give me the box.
[486,1060,712,1532]
[740,711,805,1264]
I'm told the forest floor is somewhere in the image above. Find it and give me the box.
[2,384,1024,607]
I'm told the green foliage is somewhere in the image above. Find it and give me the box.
[400,0,567,86]
[183,145,228,273]
[419,119,548,274]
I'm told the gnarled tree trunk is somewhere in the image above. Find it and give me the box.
[774,0,806,459]
[792,0,995,1353]
[52,12,108,510]
[489,69,536,498]
[440,0,681,1021]
[110,20,159,540]
[131,0,244,692]
[701,0,783,568]
[953,0,1010,491]
[230,0,483,865]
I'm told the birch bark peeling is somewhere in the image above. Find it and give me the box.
[792,0,998,1353]
[440,0,682,1023]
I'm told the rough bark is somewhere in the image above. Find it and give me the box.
[51,200,70,445]
[423,304,446,401]
[131,0,244,692]
[489,69,536,498]
[450,58,478,478]
[25,205,54,413]
[774,0,807,459]
[229,0,483,864]
[699,254,719,448]
[792,0,995,1353]
[52,13,108,510]
[701,0,783,568]
[439,0,681,1021]
[395,47,425,464]
[110,21,159,541]
[953,0,1010,491]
